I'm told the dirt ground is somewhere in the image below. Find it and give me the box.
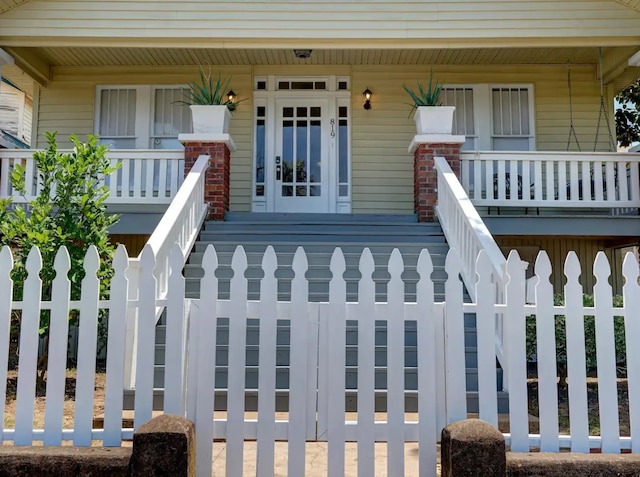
[527,378,631,436]
[3,372,632,446]
[3,370,106,434]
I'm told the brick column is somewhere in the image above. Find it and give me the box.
[409,134,465,222]
[179,133,236,221]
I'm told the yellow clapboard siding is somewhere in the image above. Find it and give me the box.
[495,237,627,294]
[35,64,613,213]
[109,234,150,257]
[1,1,640,47]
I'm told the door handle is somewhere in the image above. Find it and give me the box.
[275,155,281,180]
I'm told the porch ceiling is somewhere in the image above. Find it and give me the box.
[616,0,640,12]
[34,46,604,67]
[0,0,28,13]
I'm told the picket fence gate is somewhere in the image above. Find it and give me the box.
[1,243,639,477]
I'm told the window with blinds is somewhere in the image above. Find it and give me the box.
[98,88,137,149]
[491,87,532,151]
[96,85,193,149]
[441,87,476,150]
[152,87,192,149]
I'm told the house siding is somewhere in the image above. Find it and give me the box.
[0,79,31,145]
[36,66,253,212]
[109,234,150,258]
[495,236,628,294]
[36,64,610,213]
[2,1,640,45]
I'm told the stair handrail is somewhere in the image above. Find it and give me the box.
[139,153,210,297]
[123,154,210,389]
[434,156,509,378]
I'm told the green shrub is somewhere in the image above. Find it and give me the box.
[0,132,119,381]
[525,293,626,374]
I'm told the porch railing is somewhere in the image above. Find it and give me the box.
[123,154,210,389]
[0,149,185,205]
[460,151,640,209]
[435,156,510,378]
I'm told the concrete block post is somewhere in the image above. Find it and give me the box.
[130,414,196,477]
[441,419,506,477]
[409,134,465,222]
[179,133,236,221]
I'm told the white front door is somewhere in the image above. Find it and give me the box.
[274,98,330,213]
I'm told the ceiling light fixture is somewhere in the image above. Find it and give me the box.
[294,49,313,59]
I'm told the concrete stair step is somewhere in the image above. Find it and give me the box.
[222,212,421,224]
[123,389,510,414]
[187,250,449,267]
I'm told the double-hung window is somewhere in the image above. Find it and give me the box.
[95,85,192,149]
[441,84,535,151]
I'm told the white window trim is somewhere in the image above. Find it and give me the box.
[94,84,190,149]
[443,83,536,151]
[489,83,536,151]
[251,75,352,213]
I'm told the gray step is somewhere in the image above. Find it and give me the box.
[222,212,421,224]
[201,223,445,235]
[187,249,449,267]
[123,388,509,414]
[140,215,506,415]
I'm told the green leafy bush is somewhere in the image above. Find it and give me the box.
[525,293,626,375]
[0,132,120,381]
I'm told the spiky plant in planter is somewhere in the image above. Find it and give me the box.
[178,68,245,134]
[403,70,455,135]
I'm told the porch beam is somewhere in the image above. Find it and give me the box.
[2,36,640,51]
[600,45,640,84]
[2,46,50,86]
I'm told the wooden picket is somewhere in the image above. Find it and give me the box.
[43,248,71,446]
[0,247,12,445]
[0,243,639,475]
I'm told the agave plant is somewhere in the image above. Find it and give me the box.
[177,68,244,110]
[403,69,443,113]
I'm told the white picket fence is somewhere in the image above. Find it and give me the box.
[460,151,640,209]
[0,149,185,205]
[1,243,639,476]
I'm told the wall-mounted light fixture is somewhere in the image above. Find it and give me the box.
[226,90,236,103]
[363,88,372,110]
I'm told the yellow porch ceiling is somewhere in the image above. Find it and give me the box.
[0,0,28,14]
[36,46,604,67]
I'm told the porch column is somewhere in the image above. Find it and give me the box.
[409,134,465,222]
[179,133,236,221]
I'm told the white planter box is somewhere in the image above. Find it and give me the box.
[413,106,456,135]
[190,105,231,134]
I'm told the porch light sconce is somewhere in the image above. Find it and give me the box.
[226,90,236,103]
[363,88,372,110]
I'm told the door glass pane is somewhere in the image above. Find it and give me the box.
[282,120,294,182]
[296,120,308,182]
[310,120,321,184]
